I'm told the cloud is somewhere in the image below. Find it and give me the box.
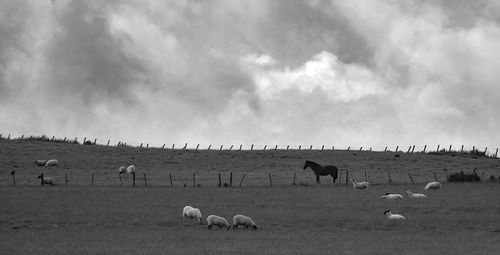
[1,0,500,150]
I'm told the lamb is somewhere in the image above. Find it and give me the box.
[34,159,47,167]
[185,207,203,223]
[37,173,54,186]
[207,215,231,230]
[384,210,406,220]
[183,206,194,217]
[126,165,136,174]
[406,190,428,198]
[352,179,369,190]
[44,159,59,168]
[232,214,257,230]
[381,193,403,200]
[424,181,441,191]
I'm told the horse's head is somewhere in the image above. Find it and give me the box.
[303,160,310,170]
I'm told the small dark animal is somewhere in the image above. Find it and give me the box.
[223,183,229,187]
[37,173,54,186]
[303,160,338,184]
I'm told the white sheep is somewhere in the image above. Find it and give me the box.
[232,214,257,230]
[381,193,403,200]
[183,206,194,217]
[44,159,59,168]
[424,181,441,191]
[352,179,369,190]
[207,215,231,230]
[37,173,54,186]
[185,208,203,223]
[126,165,136,174]
[384,210,406,220]
[34,159,47,167]
[406,190,428,198]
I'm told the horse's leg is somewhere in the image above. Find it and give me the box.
[316,175,320,184]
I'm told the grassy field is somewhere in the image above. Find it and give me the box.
[0,139,500,254]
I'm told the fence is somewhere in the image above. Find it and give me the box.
[1,133,499,158]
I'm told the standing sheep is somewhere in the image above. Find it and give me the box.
[233,215,257,230]
[207,215,231,230]
[126,165,136,174]
[37,173,54,186]
[424,181,441,191]
[44,159,59,168]
[185,208,203,223]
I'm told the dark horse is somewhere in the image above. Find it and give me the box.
[303,160,338,184]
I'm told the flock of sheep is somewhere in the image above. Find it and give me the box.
[352,178,442,221]
[183,206,257,230]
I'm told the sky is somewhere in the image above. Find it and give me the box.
[1,0,500,150]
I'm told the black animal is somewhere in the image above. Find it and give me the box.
[303,160,338,184]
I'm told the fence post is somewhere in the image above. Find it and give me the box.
[436,145,440,152]
[360,147,363,151]
[484,147,488,154]
[193,174,196,187]
[293,172,296,185]
[408,173,414,184]
[239,145,242,150]
[263,145,267,150]
[132,172,136,187]
[162,144,166,149]
[321,145,324,151]
[170,174,173,186]
[140,143,143,148]
[107,140,110,146]
[495,148,498,158]
[423,145,427,153]
[407,146,411,153]
[433,172,438,182]
[268,173,273,186]
[395,146,399,152]
[196,144,200,150]
[93,138,97,144]
[363,172,368,182]
[11,171,15,186]
[230,145,233,151]
[384,147,387,152]
[310,145,313,150]
[184,143,187,149]
[275,145,278,150]
[91,173,94,186]
[338,171,342,184]
[218,173,221,187]
[220,145,223,151]
[83,137,86,143]
[144,174,148,187]
[298,145,301,150]
[345,170,349,185]
[239,174,246,187]
[461,145,464,153]
[286,145,289,150]
[146,144,149,149]
[65,173,68,187]
[52,136,55,141]
[387,172,392,183]
[449,145,452,152]
[230,172,233,187]
[251,144,254,150]
[172,144,175,149]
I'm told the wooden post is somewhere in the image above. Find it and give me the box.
[132,172,136,187]
[484,147,488,154]
[144,174,147,187]
[338,171,342,184]
[251,144,254,150]
[360,147,363,151]
[93,138,97,144]
[230,172,233,187]
[347,146,350,151]
[263,145,267,150]
[107,140,110,146]
[473,146,475,152]
[146,144,149,149]
[332,146,335,150]
[83,137,86,143]
[437,145,440,152]
[384,147,388,152]
[162,144,166,149]
[370,147,372,151]
[449,145,452,152]
[363,172,368,182]
[20,135,24,140]
[395,146,399,152]
[140,143,143,148]
[407,146,411,153]
[387,172,392,183]
[411,146,416,153]
[183,143,187,150]
[309,145,313,150]
[218,173,221,187]
[65,173,68,187]
[193,174,196,187]
[239,174,246,187]
[230,145,234,151]
[461,145,464,153]
[239,145,242,150]
[345,170,349,185]
[207,145,211,150]
[298,145,301,150]
[169,174,173,186]
[423,145,427,153]
[321,145,324,151]
[268,173,273,186]
[0,134,2,139]
[293,172,296,185]
[220,145,223,151]
[495,148,498,158]
[433,172,438,182]
[91,173,94,186]
[172,144,175,149]
[196,144,199,150]
[52,136,55,141]
[275,145,278,150]
[11,171,15,186]
[408,173,414,184]
[286,145,289,150]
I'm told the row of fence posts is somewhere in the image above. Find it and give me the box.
[1,133,499,157]
[7,170,441,187]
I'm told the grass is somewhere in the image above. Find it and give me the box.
[0,184,499,254]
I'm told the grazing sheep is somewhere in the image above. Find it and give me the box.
[207,215,231,230]
[126,165,136,174]
[185,208,203,223]
[424,181,441,191]
[352,179,369,190]
[44,159,59,168]
[34,159,47,167]
[232,214,257,230]
[384,210,406,220]
[381,193,403,200]
[37,173,54,186]
[119,165,126,175]
[406,190,428,198]
[183,206,194,217]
